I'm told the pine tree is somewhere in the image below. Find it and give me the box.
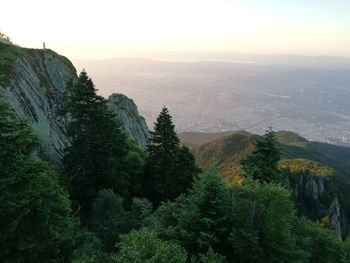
[63,71,131,216]
[148,106,180,159]
[0,98,80,262]
[142,106,198,204]
[240,128,282,183]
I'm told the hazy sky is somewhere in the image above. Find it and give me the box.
[1,0,350,59]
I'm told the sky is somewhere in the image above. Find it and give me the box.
[1,0,350,59]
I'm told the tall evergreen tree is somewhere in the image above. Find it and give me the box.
[142,106,198,204]
[63,71,131,216]
[240,128,282,183]
[0,98,80,262]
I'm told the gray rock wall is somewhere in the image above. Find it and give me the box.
[108,93,150,149]
[1,49,75,167]
[285,173,344,239]
[0,47,150,167]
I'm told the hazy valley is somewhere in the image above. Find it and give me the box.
[75,54,350,145]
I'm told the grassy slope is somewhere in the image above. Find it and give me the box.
[187,130,350,182]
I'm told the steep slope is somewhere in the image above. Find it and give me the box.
[0,42,76,167]
[108,93,150,149]
[0,42,150,166]
[280,159,345,239]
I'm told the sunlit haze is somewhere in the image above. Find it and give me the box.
[1,0,350,59]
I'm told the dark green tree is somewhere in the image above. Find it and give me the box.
[169,146,201,200]
[155,169,232,258]
[112,228,188,263]
[89,189,153,253]
[229,181,299,262]
[293,217,346,263]
[63,71,132,216]
[142,106,199,204]
[89,189,126,252]
[0,98,80,262]
[240,128,282,183]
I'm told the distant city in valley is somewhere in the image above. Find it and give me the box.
[74,53,350,146]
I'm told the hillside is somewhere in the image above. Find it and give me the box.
[185,130,350,181]
[185,131,350,237]
[0,42,150,167]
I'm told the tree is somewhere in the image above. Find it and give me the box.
[89,189,153,253]
[240,128,282,183]
[142,106,199,204]
[229,181,299,262]
[293,217,346,263]
[112,228,188,263]
[155,169,232,258]
[169,146,201,200]
[89,189,126,252]
[154,170,302,262]
[0,98,80,262]
[62,71,133,216]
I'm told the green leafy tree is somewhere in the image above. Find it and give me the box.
[155,169,232,258]
[89,189,153,253]
[198,248,226,263]
[154,170,305,262]
[63,71,133,216]
[142,106,199,204]
[229,181,299,262]
[89,189,126,252]
[293,217,346,263]
[240,128,282,183]
[0,98,80,262]
[112,228,188,263]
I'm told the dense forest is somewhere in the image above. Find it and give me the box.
[1,71,350,262]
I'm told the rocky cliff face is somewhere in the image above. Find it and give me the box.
[0,47,75,167]
[108,93,150,149]
[0,44,150,167]
[282,159,345,239]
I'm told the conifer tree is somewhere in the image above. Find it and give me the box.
[240,128,282,183]
[63,71,131,216]
[148,106,180,159]
[142,106,198,204]
[0,98,80,262]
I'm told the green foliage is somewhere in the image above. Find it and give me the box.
[142,106,199,204]
[63,71,141,216]
[229,180,298,262]
[0,98,80,262]
[343,237,350,262]
[279,159,334,177]
[0,42,23,85]
[89,189,153,253]
[154,169,331,262]
[197,248,226,263]
[89,190,126,252]
[72,232,106,263]
[293,218,346,262]
[240,128,282,183]
[155,169,232,258]
[112,228,188,263]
